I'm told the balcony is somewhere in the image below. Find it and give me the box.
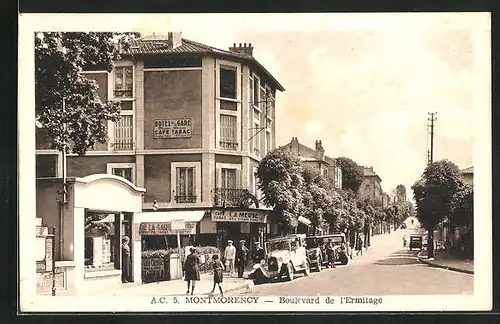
[111,139,134,151]
[213,188,252,207]
[219,141,238,151]
[175,195,197,203]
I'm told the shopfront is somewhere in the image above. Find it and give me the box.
[36,174,145,295]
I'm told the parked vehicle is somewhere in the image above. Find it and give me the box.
[409,235,423,250]
[248,234,310,283]
[305,233,349,271]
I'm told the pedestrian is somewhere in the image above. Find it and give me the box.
[121,236,130,283]
[183,247,200,295]
[325,240,336,268]
[236,240,249,278]
[224,240,236,277]
[210,254,225,296]
[402,234,407,247]
[252,242,265,264]
[355,234,363,256]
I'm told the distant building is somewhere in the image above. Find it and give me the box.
[281,137,342,189]
[461,166,473,186]
[359,166,384,206]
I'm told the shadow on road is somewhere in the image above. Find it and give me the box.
[374,249,422,266]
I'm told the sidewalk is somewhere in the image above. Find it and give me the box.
[88,269,252,296]
[418,250,474,274]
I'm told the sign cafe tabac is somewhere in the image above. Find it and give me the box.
[153,118,192,139]
[211,210,267,223]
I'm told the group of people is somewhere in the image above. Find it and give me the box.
[182,239,266,296]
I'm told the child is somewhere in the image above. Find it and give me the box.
[210,254,225,296]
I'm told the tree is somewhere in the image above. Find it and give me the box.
[301,166,332,234]
[411,160,464,258]
[450,183,473,228]
[395,184,407,202]
[35,32,139,156]
[335,157,364,192]
[256,148,306,231]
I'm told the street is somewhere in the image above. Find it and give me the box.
[229,229,473,296]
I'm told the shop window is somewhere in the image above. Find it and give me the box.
[84,212,120,271]
[176,167,196,203]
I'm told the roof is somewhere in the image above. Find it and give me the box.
[281,141,339,168]
[122,37,285,91]
[461,166,474,174]
[363,167,382,182]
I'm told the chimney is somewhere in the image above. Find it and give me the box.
[229,42,254,56]
[168,32,182,49]
[290,137,299,155]
[315,140,325,161]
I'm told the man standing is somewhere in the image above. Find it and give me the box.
[235,240,249,278]
[224,240,236,277]
[252,242,265,264]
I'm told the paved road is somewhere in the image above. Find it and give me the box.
[230,229,473,296]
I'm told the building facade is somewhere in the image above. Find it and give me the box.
[359,166,385,206]
[281,137,342,189]
[36,33,285,252]
[461,166,474,186]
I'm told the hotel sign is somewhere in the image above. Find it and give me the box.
[139,222,196,235]
[211,210,267,223]
[153,118,192,139]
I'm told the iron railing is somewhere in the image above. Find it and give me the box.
[213,188,252,207]
[175,195,197,203]
[219,141,239,151]
[111,139,134,151]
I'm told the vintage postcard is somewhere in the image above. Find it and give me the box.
[18,13,491,313]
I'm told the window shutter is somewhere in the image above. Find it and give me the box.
[216,167,222,188]
[236,169,242,188]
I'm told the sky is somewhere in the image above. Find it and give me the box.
[141,13,488,199]
[22,13,490,200]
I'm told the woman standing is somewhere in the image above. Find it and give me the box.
[210,254,225,296]
[183,247,200,295]
[121,236,130,283]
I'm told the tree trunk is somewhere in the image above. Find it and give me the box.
[427,228,435,258]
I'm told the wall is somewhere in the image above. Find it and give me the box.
[144,70,202,150]
[463,173,473,186]
[144,154,202,203]
[67,155,135,178]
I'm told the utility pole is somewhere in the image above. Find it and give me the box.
[427,112,437,164]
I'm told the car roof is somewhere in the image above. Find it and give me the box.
[306,233,345,239]
[267,234,306,242]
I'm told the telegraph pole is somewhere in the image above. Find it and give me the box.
[427,112,437,164]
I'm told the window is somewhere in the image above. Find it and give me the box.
[253,122,260,155]
[220,66,236,99]
[221,168,237,189]
[114,66,133,98]
[107,163,135,184]
[253,77,259,106]
[249,77,254,104]
[112,115,134,150]
[266,131,271,153]
[84,211,120,271]
[176,167,196,203]
[260,88,267,112]
[220,114,238,150]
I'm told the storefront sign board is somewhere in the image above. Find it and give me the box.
[211,210,267,223]
[171,219,186,231]
[153,118,192,139]
[139,222,196,235]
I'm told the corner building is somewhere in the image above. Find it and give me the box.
[36,33,285,251]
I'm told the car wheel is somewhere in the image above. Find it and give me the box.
[285,263,294,281]
[303,261,310,276]
[254,271,266,285]
[316,257,322,272]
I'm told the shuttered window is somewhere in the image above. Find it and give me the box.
[176,167,195,203]
[113,115,133,150]
[220,114,238,150]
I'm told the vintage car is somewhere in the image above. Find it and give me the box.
[248,234,310,283]
[409,235,423,250]
[305,233,349,271]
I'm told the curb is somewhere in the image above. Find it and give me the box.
[417,251,474,275]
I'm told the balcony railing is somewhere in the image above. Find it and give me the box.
[213,188,252,207]
[111,139,134,151]
[219,141,239,151]
[175,195,197,203]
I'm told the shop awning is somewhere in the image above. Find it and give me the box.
[137,210,206,223]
